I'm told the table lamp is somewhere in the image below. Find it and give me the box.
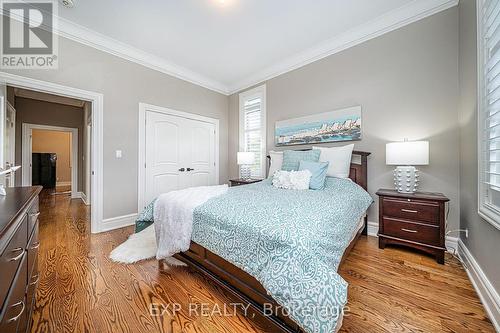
[386,140,429,193]
[237,152,255,180]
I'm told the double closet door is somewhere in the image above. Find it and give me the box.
[144,111,216,206]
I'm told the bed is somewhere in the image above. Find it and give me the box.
[159,150,372,333]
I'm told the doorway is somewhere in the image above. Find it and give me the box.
[0,72,103,233]
[22,124,78,196]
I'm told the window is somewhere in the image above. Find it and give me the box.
[478,0,500,230]
[239,84,266,179]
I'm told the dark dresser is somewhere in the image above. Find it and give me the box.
[376,189,449,264]
[0,186,42,333]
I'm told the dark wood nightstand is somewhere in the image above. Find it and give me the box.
[376,189,449,264]
[229,179,263,187]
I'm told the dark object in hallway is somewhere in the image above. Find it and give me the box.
[32,153,57,189]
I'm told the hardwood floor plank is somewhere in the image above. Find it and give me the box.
[31,191,495,333]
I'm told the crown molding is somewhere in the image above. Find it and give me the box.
[7,0,458,96]
[55,17,230,94]
[2,2,230,94]
[227,0,459,94]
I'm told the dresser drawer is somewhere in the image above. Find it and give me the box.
[27,197,40,237]
[382,217,440,246]
[27,222,39,280]
[0,254,27,333]
[382,198,440,224]
[0,216,28,310]
[26,255,38,333]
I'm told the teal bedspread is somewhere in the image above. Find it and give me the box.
[136,178,372,333]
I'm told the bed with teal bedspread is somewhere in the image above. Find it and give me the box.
[136,177,372,333]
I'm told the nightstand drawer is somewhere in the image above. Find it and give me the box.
[382,198,439,224]
[382,217,440,246]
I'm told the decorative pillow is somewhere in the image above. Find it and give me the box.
[313,144,354,178]
[298,160,329,190]
[268,151,283,178]
[281,150,321,171]
[272,170,312,190]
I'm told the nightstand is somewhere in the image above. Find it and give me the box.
[229,179,262,187]
[376,189,449,264]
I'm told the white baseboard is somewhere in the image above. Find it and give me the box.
[367,221,379,237]
[458,240,500,332]
[445,236,458,253]
[367,221,459,253]
[79,192,90,205]
[100,213,137,232]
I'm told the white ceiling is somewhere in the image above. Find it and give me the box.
[56,0,457,94]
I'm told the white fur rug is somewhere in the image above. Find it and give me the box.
[109,225,186,267]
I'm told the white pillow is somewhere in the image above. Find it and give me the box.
[313,144,354,178]
[272,170,311,190]
[268,151,283,178]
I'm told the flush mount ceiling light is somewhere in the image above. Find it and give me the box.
[61,0,74,8]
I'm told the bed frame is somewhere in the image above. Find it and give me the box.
[169,150,371,333]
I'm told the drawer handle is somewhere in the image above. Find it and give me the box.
[29,212,40,219]
[401,228,418,233]
[7,300,25,323]
[8,247,24,262]
[30,241,40,250]
[401,209,418,213]
[30,274,40,286]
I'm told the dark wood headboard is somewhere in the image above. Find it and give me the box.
[349,150,370,191]
[267,150,371,191]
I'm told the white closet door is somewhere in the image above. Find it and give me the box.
[145,111,187,205]
[185,120,215,187]
[144,110,216,206]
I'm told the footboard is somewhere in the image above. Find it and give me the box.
[174,242,301,332]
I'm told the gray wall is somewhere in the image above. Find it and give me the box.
[14,97,85,192]
[229,8,461,231]
[4,36,229,220]
[459,0,500,291]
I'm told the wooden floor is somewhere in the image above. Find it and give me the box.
[31,191,495,333]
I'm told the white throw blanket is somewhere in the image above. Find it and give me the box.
[154,184,228,259]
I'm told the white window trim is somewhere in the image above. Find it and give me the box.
[477,0,500,231]
[239,84,267,179]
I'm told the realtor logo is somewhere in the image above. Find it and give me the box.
[1,0,58,69]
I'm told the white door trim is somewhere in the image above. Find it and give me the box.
[0,72,104,234]
[22,123,78,197]
[138,102,220,212]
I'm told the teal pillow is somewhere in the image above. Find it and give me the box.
[281,150,321,171]
[299,160,329,190]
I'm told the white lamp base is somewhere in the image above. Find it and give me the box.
[393,166,420,193]
[240,165,251,180]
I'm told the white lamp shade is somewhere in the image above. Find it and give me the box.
[386,141,429,165]
[237,152,255,165]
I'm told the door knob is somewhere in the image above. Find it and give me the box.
[178,168,185,172]
[186,168,194,171]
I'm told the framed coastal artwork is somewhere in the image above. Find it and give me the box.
[275,106,362,146]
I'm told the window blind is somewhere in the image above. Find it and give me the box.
[483,0,500,191]
[243,97,263,178]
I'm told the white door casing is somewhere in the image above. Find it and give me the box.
[0,72,103,234]
[5,102,15,186]
[138,103,219,211]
